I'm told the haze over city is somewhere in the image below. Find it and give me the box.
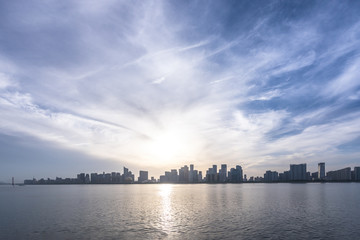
[1,1,360,182]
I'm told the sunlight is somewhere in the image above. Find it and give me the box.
[158,184,173,197]
[144,122,201,165]
[158,184,173,233]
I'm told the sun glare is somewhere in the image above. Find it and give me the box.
[144,124,201,165]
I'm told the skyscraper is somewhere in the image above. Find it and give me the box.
[179,165,189,182]
[138,170,148,183]
[355,167,360,181]
[318,162,325,180]
[206,165,217,183]
[290,164,307,181]
[189,164,194,182]
[213,165,217,175]
[326,167,351,181]
[229,165,243,183]
[198,171,203,182]
[264,170,279,182]
[219,164,227,182]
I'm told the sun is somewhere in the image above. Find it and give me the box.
[144,124,200,165]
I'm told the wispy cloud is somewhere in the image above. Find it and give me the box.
[1,1,360,179]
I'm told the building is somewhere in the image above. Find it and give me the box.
[355,167,360,181]
[85,174,90,183]
[170,169,178,183]
[179,165,189,183]
[159,175,167,183]
[311,172,318,181]
[188,164,200,183]
[160,165,202,183]
[229,165,243,183]
[198,171,203,182]
[213,165,217,175]
[138,171,148,183]
[122,167,134,183]
[279,171,290,182]
[318,162,325,180]
[77,173,86,184]
[264,171,279,182]
[326,167,351,181]
[290,164,307,181]
[219,164,227,182]
[189,164,194,182]
[206,165,218,183]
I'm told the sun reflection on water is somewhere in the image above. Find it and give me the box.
[158,184,173,234]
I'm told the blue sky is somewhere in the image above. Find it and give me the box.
[1,0,360,182]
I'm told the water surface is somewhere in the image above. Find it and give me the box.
[1,183,359,239]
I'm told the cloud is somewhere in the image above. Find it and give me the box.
[249,89,282,101]
[0,73,14,89]
[1,1,360,179]
[152,76,166,84]
[322,57,360,97]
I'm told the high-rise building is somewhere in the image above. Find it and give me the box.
[219,164,227,182]
[326,167,351,181]
[290,164,307,181]
[279,170,290,182]
[179,165,189,182]
[123,167,134,183]
[189,164,194,182]
[355,167,360,181]
[236,165,243,182]
[206,165,218,183]
[198,171,203,182]
[77,173,86,184]
[213,165,217,175]
[90,173,98,183]
[229,165,243,183]
[318,162,325,180]
[311,172,318,181]
[170,169,178,183]
[264,171,279,182]
[138,170,148,183]
[85,174,90,183]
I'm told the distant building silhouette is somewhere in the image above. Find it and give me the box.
[206,165,218,183]
[229,165,243,183]
[160,164,201,183]
[279,171,290,181]
[179,165,189,183]
[318,162,325,180]
[23,162,360,185]
[355,167,360,181]
[189,164,194,183]
[123,167,135,183]
[327,167,351,181]
[198,171,203,182]
[77,173,86,184]
[170,169,178,183]
[138,171,148,183]
[219,164,227,182]
[290,164,307,181]
[264,170,279,182]
[311,172,318,181]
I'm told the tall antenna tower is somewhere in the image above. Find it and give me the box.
[12,177,14,186]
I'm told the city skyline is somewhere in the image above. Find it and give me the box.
[19,161,360,185]
[1,1,360,182]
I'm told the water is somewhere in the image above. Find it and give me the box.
[1,183,359,239]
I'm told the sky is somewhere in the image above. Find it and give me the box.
[1,0,360,182]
